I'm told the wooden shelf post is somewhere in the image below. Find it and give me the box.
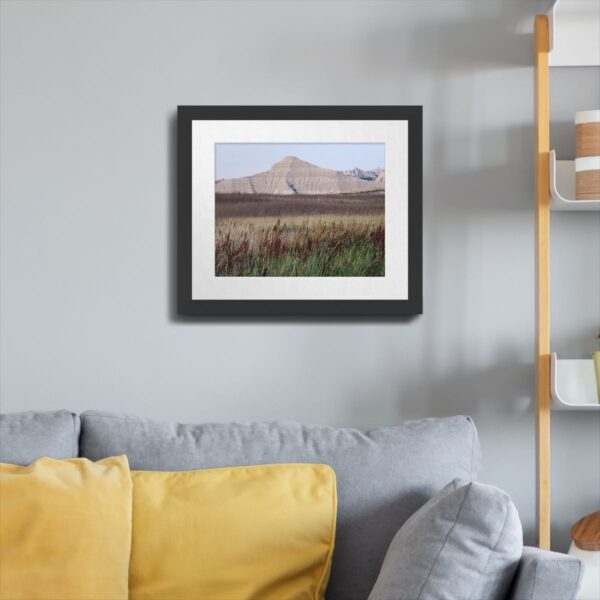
[534,14,551,550]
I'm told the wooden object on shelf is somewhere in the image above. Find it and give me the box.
[576,126,600,157]
[576,110,600,199]
[576,167,600,200]
[571,511,600,551]
[576,111,600,158]
[534,13,551,551]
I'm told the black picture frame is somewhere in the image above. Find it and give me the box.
[177,106,422,317]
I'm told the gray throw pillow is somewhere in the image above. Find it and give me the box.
[368,479,523,600]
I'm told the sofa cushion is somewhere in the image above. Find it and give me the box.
[130,464,337,600]
[0,410,80,465]
[507,546,583,600]
[81,411,480,600]
[368,479,523,600]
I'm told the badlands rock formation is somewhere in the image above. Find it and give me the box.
[342,166,385,183]
[216,156,384,195]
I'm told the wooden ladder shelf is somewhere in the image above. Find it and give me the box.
[534,1,600,550]
[534,14,551,551]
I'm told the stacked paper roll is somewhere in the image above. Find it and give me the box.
[576,110,600,200]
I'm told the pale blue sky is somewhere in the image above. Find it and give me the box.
[215,143,384,179]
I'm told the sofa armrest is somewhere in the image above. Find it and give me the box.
[507,546,583,600]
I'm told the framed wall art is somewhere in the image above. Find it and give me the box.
[178,106,422,316]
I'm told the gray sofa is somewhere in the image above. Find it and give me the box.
[0,410,583,600]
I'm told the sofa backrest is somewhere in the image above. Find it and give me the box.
[80,411,481,600]
[0,410,80,465]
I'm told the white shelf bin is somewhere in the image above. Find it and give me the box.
[548,0,600,67]
[551,353,600,410]
[549,151,600,211]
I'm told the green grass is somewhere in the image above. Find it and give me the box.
[215,221,384,277]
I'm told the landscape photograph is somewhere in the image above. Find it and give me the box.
[215,143,385,277]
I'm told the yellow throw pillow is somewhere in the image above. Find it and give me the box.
[0,456,132,600]
[130,463,337,600]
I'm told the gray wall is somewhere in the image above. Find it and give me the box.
[1,0,598,551]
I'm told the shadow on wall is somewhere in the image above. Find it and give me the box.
[163,2,541,345]
[374,2,539,422]
[164,0,545,324]
[397,351,533,421]
[164,2,545,338]
[363,0,543,73]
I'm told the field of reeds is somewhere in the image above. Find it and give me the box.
[215,193,385,277]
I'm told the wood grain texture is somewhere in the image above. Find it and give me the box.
[576,169,600,200]
[576,122,600,158]
[571,511,600,551]
[534,14,551,551]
